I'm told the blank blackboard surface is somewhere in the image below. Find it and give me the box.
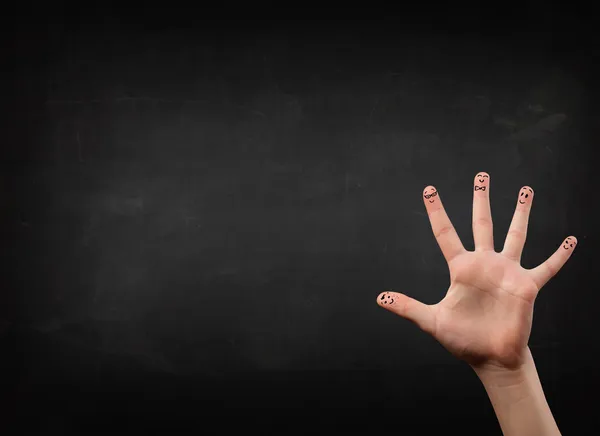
[3,9,598,434]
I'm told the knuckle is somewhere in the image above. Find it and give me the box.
[435,225,454,238]
[506,229,526,241]
[475,217,492,227]
[544,261,557,277]
[502,251,520,262]
[507,228,524,237]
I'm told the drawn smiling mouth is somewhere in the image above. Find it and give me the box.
[563,245,569,249]
[519,200,525,204]
[429,200,435,203]
[380,293,395,305]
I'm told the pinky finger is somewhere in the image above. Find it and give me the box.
[528,236,578,290]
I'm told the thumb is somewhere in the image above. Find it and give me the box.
[377,291,436,335]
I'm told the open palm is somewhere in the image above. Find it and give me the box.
[378,173,577,370]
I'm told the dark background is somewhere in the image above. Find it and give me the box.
[3,5,598,435]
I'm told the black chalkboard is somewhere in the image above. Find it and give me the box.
[4,10,597,435]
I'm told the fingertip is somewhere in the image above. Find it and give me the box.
[517,186,535,207]
[377,291,396,307]
[422,186,439,204]
[559,235,578,253]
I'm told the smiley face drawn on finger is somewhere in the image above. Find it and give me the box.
[423,186,438,203]
[518,186,534,206]
[474,172,489,192]
[380,292,395,305]
[562,236,578,250]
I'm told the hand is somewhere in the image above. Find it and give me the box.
[378,172,577,371]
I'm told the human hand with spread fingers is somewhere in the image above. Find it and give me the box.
[377,172,576,436]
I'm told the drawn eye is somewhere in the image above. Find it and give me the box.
[525,194,529,198]
[570,244,573,247]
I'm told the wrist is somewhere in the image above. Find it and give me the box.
[472,347,533,392]
[471,347,561,435]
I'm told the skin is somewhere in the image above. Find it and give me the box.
[422,186,438,204]
[473,172,492,250]
[378,173,576,435]
[562,237,576,250]
[518,186,534,206]
[474,172,489,191]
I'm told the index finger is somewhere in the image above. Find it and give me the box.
[423,185,465,264]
